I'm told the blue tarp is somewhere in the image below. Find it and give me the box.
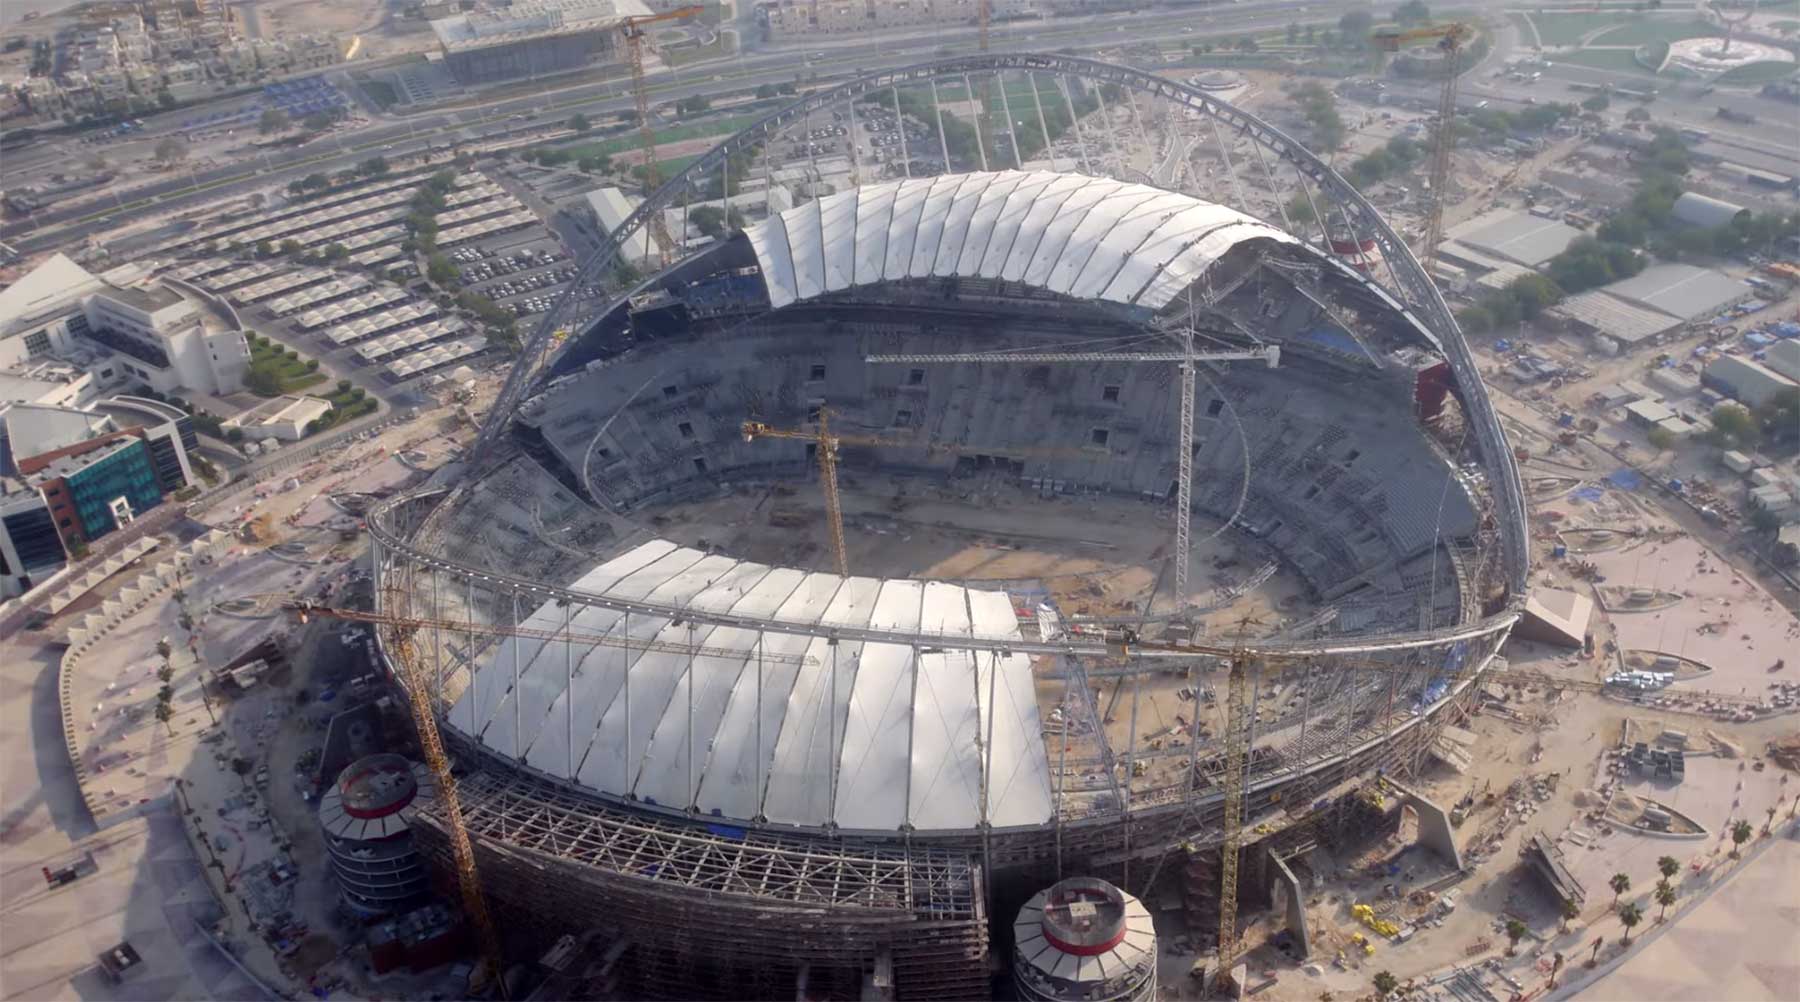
[1607,469,1645,491]
[1568,486,1605,503]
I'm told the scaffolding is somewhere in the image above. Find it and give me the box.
[414,769,989,999]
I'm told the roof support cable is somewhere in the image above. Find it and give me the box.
[1092,77,1119,176]
[1055,74,1092,176]
[890,85,912,180]
[1027,72,1054,175]
[929,78,953,171]
[996,69,1023,170]
[962,74,988,173]
[1206,115,1249,225]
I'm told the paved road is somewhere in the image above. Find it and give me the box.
[0,0,1347,253]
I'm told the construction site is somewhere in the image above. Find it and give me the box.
[13,5,1800,999]
[312,25,1800,993]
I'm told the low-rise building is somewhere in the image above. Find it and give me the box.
[582,186,655,266]
[0,254,250,398]
[0,396,197,596]
[1704,354,1799,409]
[223,393,332,441]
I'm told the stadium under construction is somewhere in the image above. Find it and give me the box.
[366,55,1528,999]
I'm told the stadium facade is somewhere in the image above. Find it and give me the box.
[369,56,1527,999]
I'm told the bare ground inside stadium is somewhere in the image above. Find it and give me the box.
[638,474,1313,622]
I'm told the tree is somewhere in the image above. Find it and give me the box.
[1339,9,1375,42]
[1549,951,1566,989]
[1505,917,1528,956]
[1730,819,1753,858]
[568,112,592,133]
[1235,35,1260,52]
[156,638,173,661]
[258,108,290,134]
[246,367,282,396]
[157,89,176,109]
[157,664,174,685]
[323,243,348,262]
[155,701,175,735]
[154,136,189,165]
[1372,970,1399,999]
[1507,273,1563,318]
[1766,804,1779,835]
[279,238,302,256]
[1617,902,1643,944]
[1581,93,1611,113]
[1756,387,1800,447]
[337,378,353,394]
[1709,402,1760,451]
[303,111,333,131]
[1394,0,1431,25]
[1610,872,1631,905]
[1561,897,1581,933]
[1654,880,1676,922]
[756,83,780,99]
[1657,855,1680,882]
[426,253,460,287]
[676,94,712,115]
[358,156,390,177]
[1647,426,1675,452]
[1625,106,1652,123]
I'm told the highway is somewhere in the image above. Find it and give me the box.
[0,0,1346,253]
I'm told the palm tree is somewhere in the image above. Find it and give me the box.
[157,664,174,685]
[1549,952,1566,988]
[1731,819,1753,858]
[1657,855,1679,882]
[1654,880,1676,922]
[1560,897,1580,933]
[1609,872,1630,905]
[1764,805,1777,836]
[1372,971,1399,999]
[1618,902,1643,945]
[156,638,172,661]
[157,684,174,705]
[154,701,174,735]
[1505,917,1528,956]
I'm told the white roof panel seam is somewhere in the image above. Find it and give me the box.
[930,173,997,277]
[1000,174,1089,282]
[952,170,1022,277]
[1020,179,1128,288]
[1124,218,1272,307]
[1069,193,1195,301]
[1040,185,1160,296]
[977,172,1057,279]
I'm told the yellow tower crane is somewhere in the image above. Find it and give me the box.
[1373,22,1473,273]
[621,5,702,262]
[285,594,825,989]
[741,410,1094,576]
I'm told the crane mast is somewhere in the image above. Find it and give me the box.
[1373,22,1472,271]
[621,6,701,263]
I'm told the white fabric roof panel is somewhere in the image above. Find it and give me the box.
[455,538,1054,831]
[852,183,897,287]
[931,173,995,277]
[977,172,1060,279]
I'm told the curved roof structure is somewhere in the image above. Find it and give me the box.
[449,538,1055,833]
[742,170,1297,312]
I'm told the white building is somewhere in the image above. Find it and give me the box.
[582,186,655,266]
[222,394,333,441]
[0,254,249,399]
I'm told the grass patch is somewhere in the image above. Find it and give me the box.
[1591,18,1718,45]
[247,337,325,395]
[559,112,762,159]
[664,33,734,67]
[1715,60,1800,84]
[1530,12,1630,46]
[1556,46,1664,75]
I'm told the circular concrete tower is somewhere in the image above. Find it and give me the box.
[1012,877,1158,1002]
[318,753,436,917]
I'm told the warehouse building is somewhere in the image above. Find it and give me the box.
[1703,354,1799,409]
[1551,263,1753,351]
[1671,192,1750,229]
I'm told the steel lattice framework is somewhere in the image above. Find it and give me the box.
[468,52,1527,604]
